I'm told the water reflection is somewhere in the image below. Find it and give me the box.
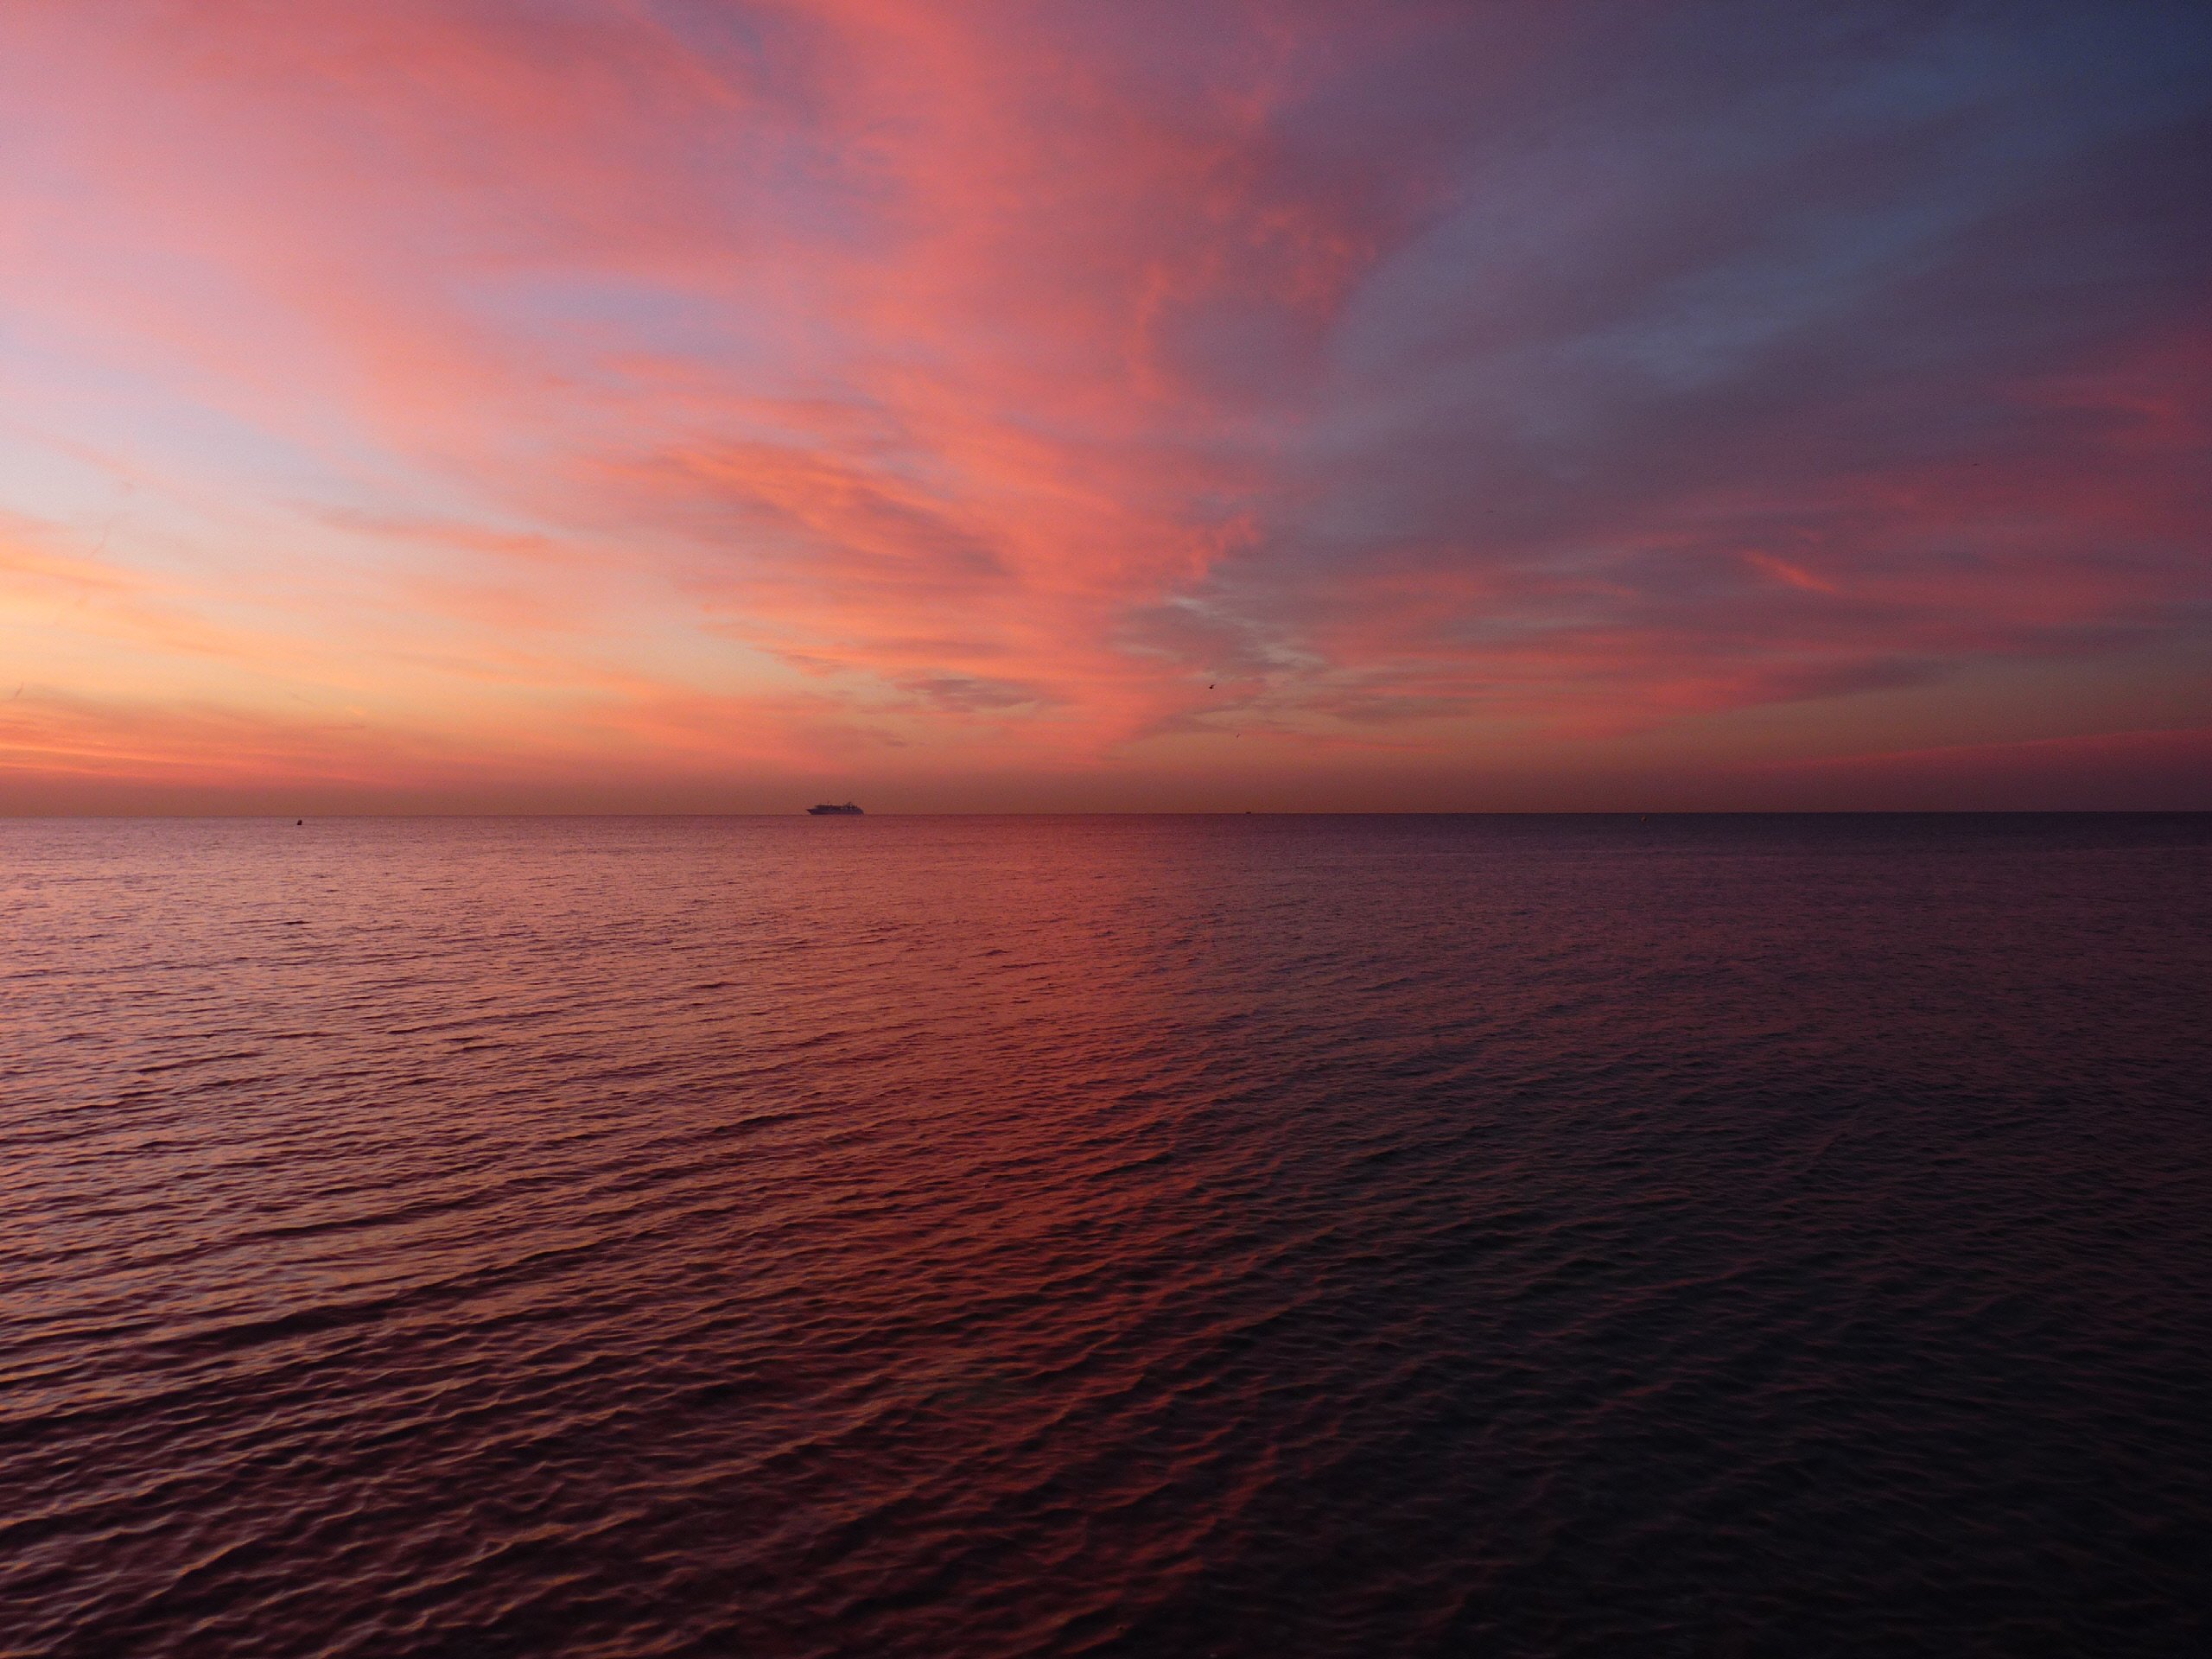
[4,815,2209,1656]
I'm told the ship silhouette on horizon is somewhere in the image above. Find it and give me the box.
[806,801,864,815]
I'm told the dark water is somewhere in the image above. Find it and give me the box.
[4,814,2209,1657]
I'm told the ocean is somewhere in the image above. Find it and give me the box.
[4,814,2209,1656]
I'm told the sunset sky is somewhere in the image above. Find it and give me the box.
[3,0,2208,812]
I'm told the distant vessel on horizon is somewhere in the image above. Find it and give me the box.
[807,802,864,815]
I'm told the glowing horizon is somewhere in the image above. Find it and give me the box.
[3,1,2208,812]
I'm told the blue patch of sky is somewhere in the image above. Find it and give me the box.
[0,311,538,581]
[1297,0,2210,526]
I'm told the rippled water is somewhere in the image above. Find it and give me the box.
[4,814,2209,1656]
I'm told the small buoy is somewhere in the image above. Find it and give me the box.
[296,819,304,826]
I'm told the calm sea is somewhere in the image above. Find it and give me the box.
[4,814,2209,1656]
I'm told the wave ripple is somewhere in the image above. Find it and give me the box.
[3,814,2209,1656]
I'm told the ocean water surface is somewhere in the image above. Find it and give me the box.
[3,813,2209,1656]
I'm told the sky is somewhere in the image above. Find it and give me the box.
[2,0,2208,812]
